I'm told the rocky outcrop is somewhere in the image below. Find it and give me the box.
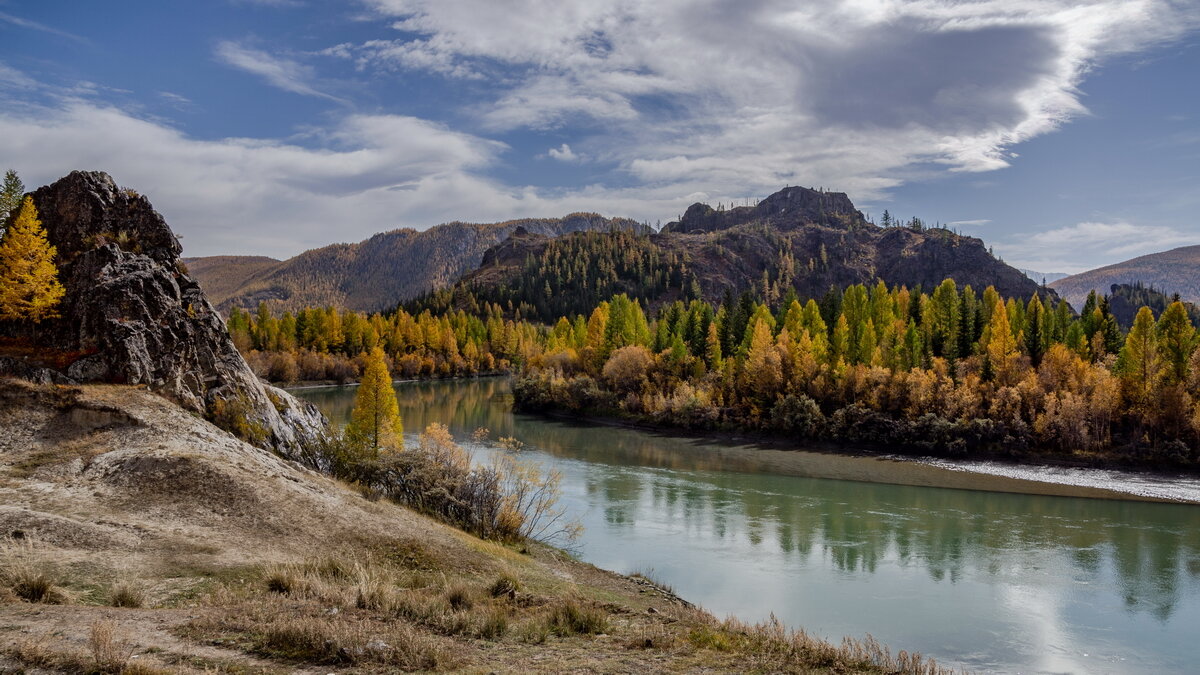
[1,171,326,458]
[663,186,864,234]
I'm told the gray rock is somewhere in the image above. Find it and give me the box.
[2,171,327,458]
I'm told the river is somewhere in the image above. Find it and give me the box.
[295,377,1200,674]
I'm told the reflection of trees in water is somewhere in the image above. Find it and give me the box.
[301,378,1200,621]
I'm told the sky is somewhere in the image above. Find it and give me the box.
[1,0,1198,273]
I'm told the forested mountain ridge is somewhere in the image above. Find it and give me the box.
[413,185,1056,322]
[1051,245,1200,310]
[187,213,649,313]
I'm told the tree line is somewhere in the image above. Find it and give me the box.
[516,281,1200,467]
[227,301,543,384]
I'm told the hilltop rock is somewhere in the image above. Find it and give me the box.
[0,170,326,458]
[664,186,864,234]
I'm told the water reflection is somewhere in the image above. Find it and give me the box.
[298,378,1200,673]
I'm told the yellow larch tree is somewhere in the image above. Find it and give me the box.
[346,347,404,458]
[0,196,65,323]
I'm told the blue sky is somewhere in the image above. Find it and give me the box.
[1,0,1198,273]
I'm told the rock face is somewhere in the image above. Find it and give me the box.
[1,171,326,458]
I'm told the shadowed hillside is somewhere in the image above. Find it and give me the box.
[189,214,649,313]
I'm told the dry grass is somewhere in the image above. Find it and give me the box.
[1,538,75,604]
[90,619,136,672]
[2,620,171,675]
[109,579,146,608]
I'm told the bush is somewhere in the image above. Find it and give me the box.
[768,394,824,436]
[206,391,270,446]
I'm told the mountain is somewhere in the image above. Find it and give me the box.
[1018,268,1069,285]
[187,214,648,313]
[415,185,1055,321]
[1050,245,1200,311]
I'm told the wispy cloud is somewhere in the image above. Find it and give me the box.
[215,40,346,103]
[0,11,88,43]
[949,219,992,227]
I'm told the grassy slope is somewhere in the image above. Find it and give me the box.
[0,379,947,674]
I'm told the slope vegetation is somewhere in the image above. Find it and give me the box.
[1051,245,1200,310]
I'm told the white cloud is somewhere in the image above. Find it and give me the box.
[350,0,1199,201]
[997,220,1198,272]
[215,41,345,102]
[948,219,992,227]
[0,95,711,257]
[546,143,580,162]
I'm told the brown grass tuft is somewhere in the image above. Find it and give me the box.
[109,580,146,608]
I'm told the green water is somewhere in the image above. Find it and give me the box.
[297,377,1200,674]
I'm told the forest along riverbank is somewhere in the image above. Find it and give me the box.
[295,376,1200,674]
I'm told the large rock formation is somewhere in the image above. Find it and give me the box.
[663,186,864,234]
[0,171,325,457]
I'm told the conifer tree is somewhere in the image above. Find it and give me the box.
[1118,307,1160,412]
[743,317,781,404]
[0,197,65,323]
[984,300,1018,383]
[1156,301,1194,386]
[1025,294,1046,367]
[346,347,403,458]
[0,169,24,237]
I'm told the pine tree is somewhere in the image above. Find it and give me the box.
[346,347,403,458]
[0,169,24,237]
[0,197,66,323]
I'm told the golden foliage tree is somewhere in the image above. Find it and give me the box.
[0,197,65,323]
[346,347,404,458]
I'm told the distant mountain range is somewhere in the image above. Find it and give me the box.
[1018,268,1069,285]
[186,214,648,312]
[412,186,1054,321]
[1050,245,1200,311]
[190,185,1061,318]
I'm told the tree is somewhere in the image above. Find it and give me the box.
[983,300,1018,383]
[346,347,403,458]
[1156,301,1196,386]
[0,197,66,323]
[0,169,24,237]
[743,317,782,404]
[1118,306,1160,415]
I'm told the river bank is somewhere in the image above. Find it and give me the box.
[527,408,1200,504]
[295,376,1200,673]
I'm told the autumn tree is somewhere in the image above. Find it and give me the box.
[346,347,404,458]
[1156,301,1196,386]
[0,197,66,323]
[1118,307,1160,419]
[983,300,1018,383]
